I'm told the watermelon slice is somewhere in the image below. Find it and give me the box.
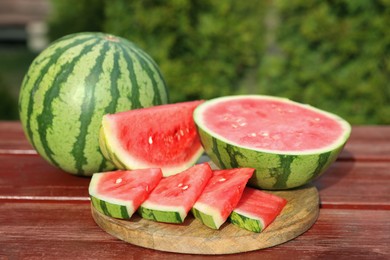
[193,95,352,190]
[89,169,162,219]
[138,163,213,223]
[229,187,287,233]
[100,101,204,176]
[191,168,254,229]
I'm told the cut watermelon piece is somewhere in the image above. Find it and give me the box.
[229,187,287,233]
[191,168,254,229]
[138,163,213,223]
[100,101,204,176]
[89,169,162,219]
[194,95,351,190]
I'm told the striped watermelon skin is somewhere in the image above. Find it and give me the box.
[18,32,168,176]
[197,127,345,190]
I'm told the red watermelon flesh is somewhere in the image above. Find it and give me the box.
[100,101,204,176]
[202,97,345,152]
[138,163,213,223]
[191,168,254,229]
[89,168,163,219]
[229,187,287,232]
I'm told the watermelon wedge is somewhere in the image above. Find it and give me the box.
[100,101,204,176]
[138,163,213,223]
[89,169,162,219]
[194,95,352,190]
[191,168,254,229]
[229,187,287,233]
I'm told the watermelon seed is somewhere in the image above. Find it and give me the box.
[314,117,321,122]
[219,178,226,182]
[180,129,185,136]
[260,132,269,137]
[115,178,123,184]
[182,185,189,190]
[178,183,183,187]
[250,133,257,137]
[148,136,153,144]
[232,124,238,128]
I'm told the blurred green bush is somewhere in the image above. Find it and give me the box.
[45,0,389,124]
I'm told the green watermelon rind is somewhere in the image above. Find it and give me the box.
[138,202,186,223]
[194,95,352,190]
[191,202,225,230]
[229,210,264,233]
[100,114,204,177]
[90,196,132,219]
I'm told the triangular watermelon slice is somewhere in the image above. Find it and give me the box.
[89,168,163,219]
[229,187,287,233]
[138,163,213,223]
[191,168,254,229]
[99,101,204,176]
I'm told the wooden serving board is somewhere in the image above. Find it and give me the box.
[91,184,319,255]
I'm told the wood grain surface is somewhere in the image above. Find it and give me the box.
[91,185,319,255]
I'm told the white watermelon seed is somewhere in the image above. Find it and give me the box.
[148,136,153,144]
[182,185,189,190]
[178,183,183,187]
[219,178,226,182]
[115,178,122,184]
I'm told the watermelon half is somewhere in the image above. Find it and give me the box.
[100,101,204,176]
[138,163,213,223]
[89,168,162,219]
[191,168,254,229]
[194,95,351,190]
[229,187,287,233]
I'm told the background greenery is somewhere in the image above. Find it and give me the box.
[1,0,389,124]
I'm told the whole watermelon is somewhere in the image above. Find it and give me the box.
[18,32,169,176]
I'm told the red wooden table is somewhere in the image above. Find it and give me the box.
[1,122,389,259]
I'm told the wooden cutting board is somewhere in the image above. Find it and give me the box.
[91,184,319,255]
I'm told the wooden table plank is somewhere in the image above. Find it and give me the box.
[313,161,390,209]
[0,154,90,201]
[0,121,36,154]
[1,202,389,259]
[339,125,390,162]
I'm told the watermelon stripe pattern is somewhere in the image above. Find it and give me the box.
[91,196,131,219]
[138,206,183,223]
[19,32,168,175]
[229,211,262,233]
[199,129,344,190]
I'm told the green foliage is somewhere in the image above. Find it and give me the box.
[257,0,390,124]
[103,0,266,102]
[48,0,105,40]
[46,0,390,124]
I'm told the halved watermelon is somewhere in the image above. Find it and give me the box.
[229,187,287,233]
[194,95,352,190]
[89,168,162,219]
[191,168,254,229]
[138,163,213,223]
[100,101,204,176]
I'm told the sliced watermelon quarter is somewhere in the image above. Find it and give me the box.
[89,168,163,219]
[100,101,204,176]
[194,95,352,190]
[191,168,254,229]
[138,163,213,223]
[229,187,287,233]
